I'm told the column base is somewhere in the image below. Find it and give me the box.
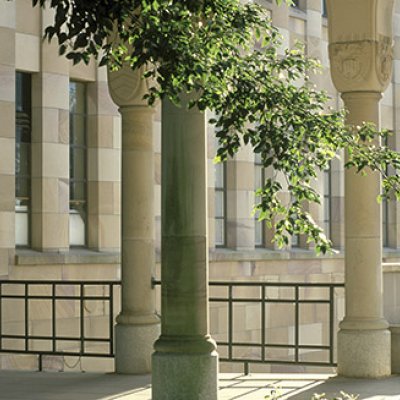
[390,325,400,373]
[152,351,218,400]
[338,328,391,378]
[115,322,160,374]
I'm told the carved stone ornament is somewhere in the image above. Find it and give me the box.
[329,36,393,93]
[107,65,150,107]
[377,36,393,86]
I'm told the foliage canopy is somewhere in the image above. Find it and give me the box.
[31,0,400,253]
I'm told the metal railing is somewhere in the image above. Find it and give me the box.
[207,281,345,373]
[0,280,119,371]
[0,279,344,373]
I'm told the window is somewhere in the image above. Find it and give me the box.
[254,154,264,247]
[69,81,87,246]
[382,196,389,247]
[291,195,300,248]
[323,165,332,240]
[382,136,389,247]
[291,227,300,248]
[322,0,327,17]
[15,72,32,247]
[215,162,226,247]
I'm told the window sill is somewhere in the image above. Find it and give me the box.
[210,247,344,262]
[15,249,120,266]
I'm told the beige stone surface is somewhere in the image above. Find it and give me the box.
[15,33,39,72]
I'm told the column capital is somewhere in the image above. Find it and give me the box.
[107,65,150,108]
[327,0,394,93]
[329,37,392,93]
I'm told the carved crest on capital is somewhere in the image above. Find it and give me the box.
[107,65,149,107]
[329,36,393,93]
[377,36,393,86]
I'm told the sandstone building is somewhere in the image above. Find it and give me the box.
[0,0,399,381]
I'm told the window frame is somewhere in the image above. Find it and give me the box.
[214,161,227,248]
[323,164,332,242]
[69,80,88,248]
[15,71,32,248]
[254,154,265,248]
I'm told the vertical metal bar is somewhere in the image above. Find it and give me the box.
[228,284,233,360]
[244,361,249,376]
[109,284,114,355]
[52,284,56,352]
[25,283,29,351]
[38,354,42,372]
[261,285,266,362]
[329,285,334,365]
[294,285,299,363]
[80,284,85,354]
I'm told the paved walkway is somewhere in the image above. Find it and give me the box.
[0,371,399,399]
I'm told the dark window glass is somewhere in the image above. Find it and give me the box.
[322,0,327,17]
[382,136,389,247]
[215,162,226,247]
[15,72,32,247]
[254,153,264,247]
[69,81,87,246]
[323,165,332,240]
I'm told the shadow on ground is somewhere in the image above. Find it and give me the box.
[219,374,400,400]
[0,371,399,399]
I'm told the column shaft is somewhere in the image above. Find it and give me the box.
[342,93,386,326]
[114,106,160,373]
[119,106,157,321]
[152,97,218,400]
[107,66,160,374]
[337,92,391,377]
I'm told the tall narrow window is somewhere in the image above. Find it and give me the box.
[69,81,87,247]
[15,72,32,247]
[323,166,332,240]
[215,162,226,247]
[254,154,264,247]
[321,0,327,17]
[382,136,389,247]
[382,196,389,247]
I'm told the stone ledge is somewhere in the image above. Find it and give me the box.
[15,249,120,265]
[14,247,400,268]
[209,248,344,262]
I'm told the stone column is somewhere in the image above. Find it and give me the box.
[107,66,160,374]
[152,97,218,400]
[327,0,394,378]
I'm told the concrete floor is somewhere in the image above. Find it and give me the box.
[0,371,399,399]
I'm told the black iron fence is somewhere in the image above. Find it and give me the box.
[0,280,119,371]
[207,281,345,373]
[0,279,344,373]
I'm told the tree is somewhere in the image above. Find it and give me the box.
[31,0,400,253]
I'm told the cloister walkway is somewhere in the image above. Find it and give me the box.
[0,371,399,400]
